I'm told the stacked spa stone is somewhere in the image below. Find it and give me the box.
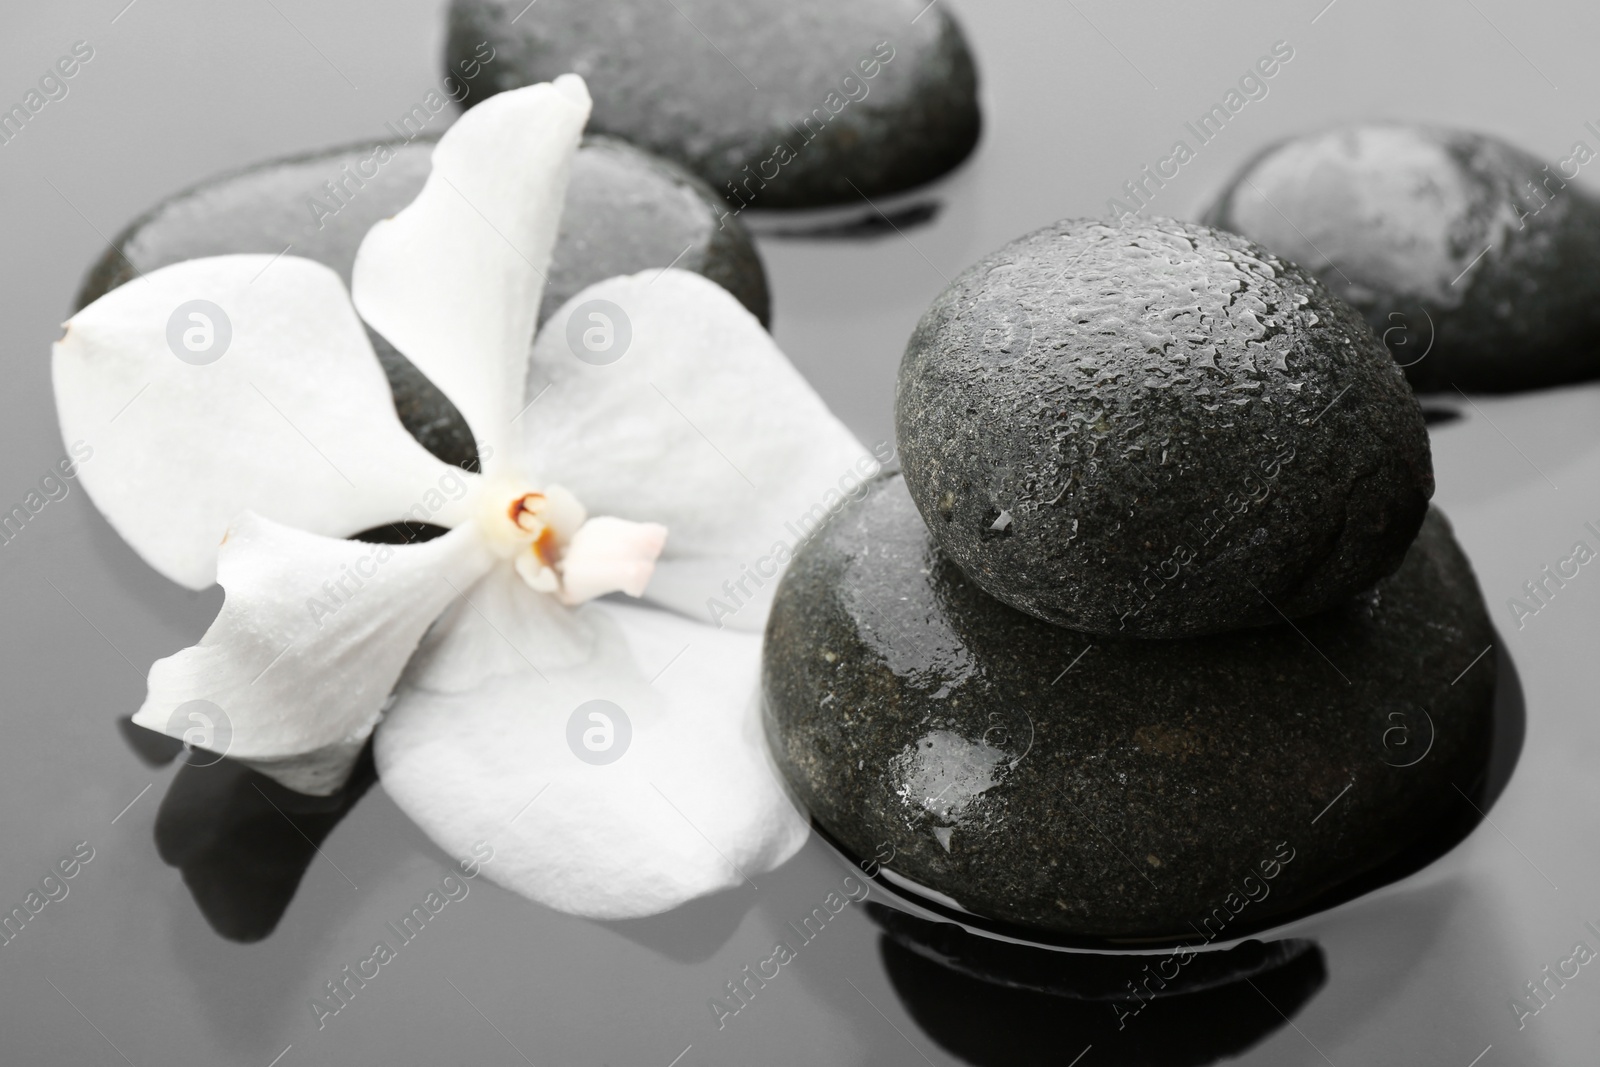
[764,218,1498,943]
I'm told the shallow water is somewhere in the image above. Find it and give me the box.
[3,1,1600,1064]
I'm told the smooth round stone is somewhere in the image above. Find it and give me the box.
[763,474,1496,941]
[77,134,769,469]
[896,217,1433,638]
[448,0,981,209]
[1203,124,1600,393]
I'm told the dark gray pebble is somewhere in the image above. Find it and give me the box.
[895,217,1434,638]
[1204,123,1600,393]
[77,134,769,469]
[447,0,981,209]
[763,474,1495,940]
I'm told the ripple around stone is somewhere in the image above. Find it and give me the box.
[868,901,1317,1000]
[895,216,1434,638]
[1204,123,1600,393]
[763,474,1498,941]
[447,0,982,209]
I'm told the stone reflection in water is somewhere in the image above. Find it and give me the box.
[761,200,944,239]
[869,903,1315,1001]
[153,745,377,942]
[879,927,1328,1067]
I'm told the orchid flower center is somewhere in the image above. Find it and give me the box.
[473,477,589,595]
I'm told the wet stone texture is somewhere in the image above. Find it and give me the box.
[895,217,1434,638]
[763,474,1496,941]
[1204,123,1600,393]
[448,0,982,208]
[77,134,769,469]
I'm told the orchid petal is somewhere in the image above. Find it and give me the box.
[53,255,471,590]
[352,76,592,462]
[375,595,807,919]
[521,269,878,630]
[557,516,668,605]
[132,513,496,795]
[403,565,595,695]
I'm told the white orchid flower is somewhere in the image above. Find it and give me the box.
[52,75,875,920]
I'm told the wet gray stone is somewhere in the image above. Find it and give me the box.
[448,0,981,209]
[896,217,1434,638]
[763,474,1496,941]
[1203,123,1600,393]
[77,134,769,469]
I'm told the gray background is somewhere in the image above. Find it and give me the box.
[4,0,1600,1063]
